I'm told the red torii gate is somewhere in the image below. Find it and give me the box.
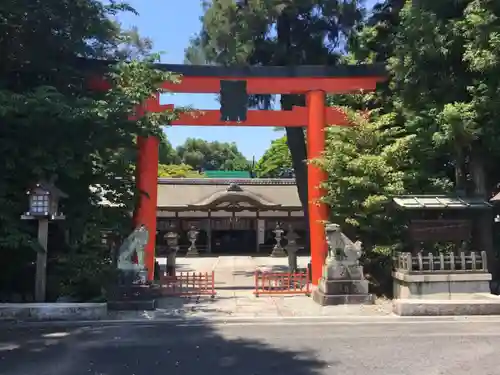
[90,62,385,285]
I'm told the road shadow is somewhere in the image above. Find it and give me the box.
[0,319,331,375]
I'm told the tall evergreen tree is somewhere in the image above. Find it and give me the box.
[186,1,367,249]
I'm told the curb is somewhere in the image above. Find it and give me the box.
[3,314,500,327]
[0,303,107,322]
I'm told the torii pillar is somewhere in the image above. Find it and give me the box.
[307,90,329,285]
[133,136,159,281]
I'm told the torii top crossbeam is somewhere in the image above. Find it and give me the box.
[87,59,384,126]
[88,59,384,94]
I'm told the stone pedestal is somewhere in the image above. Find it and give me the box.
[166,247,178,275]
[166,252,176,276]
[286,225,299,271]
[287,249,298,271]
[313,267,373,305]
[185,248,199,257]
[271,246,287,257]
[270,223,287,257]
[312,223,373,306]
[164,230,179,275]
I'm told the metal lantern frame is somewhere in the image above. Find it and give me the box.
[21,181,68,221]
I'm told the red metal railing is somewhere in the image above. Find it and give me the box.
[159,271,216,297]
[253,270,311,297]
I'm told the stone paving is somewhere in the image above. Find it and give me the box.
[110,256,393,320]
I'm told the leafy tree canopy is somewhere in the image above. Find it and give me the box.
[185,0,367,225]
[158,164,205,178]
[176,138,249,171]
[255,136,293,178]
[318,0,500,281]
[0,0,179,299]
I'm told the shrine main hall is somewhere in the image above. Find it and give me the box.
[154,176,307,255]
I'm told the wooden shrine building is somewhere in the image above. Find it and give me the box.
[155,177,307,254]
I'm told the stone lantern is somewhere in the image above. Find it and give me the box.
[270,222,287,257]
[186,225,200,257]
[21,179,68,302]
[164,229,180,276]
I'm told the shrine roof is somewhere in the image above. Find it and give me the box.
[157,177,296,185]
[157,178,301,210]
[393,195,492,210]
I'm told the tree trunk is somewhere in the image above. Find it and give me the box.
[277,8,310,251]
[284,110,309,251]
[454,146,467,195]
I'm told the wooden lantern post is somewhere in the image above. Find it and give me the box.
[21,180,67,302]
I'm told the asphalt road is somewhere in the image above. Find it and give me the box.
[1,318,500,375]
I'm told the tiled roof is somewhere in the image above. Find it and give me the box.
[204,171,251,178]
[157,178,301,208]
[157,178,296,185]
[393,195,492,210]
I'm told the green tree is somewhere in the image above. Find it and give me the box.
[158,164,204,178]
[255,136,293,178]
[317,111,407,244]
[388,0,500,273]
[159,137,181,164]
[316,108,448,293]
[185,0,366,238]
[321,0,500,281]
[176,138,248,171]
[115,25,154,60]
[380,0,500,197]
[0,0,180,300]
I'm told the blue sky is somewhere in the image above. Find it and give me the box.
[115,0,377,160]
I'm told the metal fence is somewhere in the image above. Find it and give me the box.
[394,251,488,274]
[253,270,311,297]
